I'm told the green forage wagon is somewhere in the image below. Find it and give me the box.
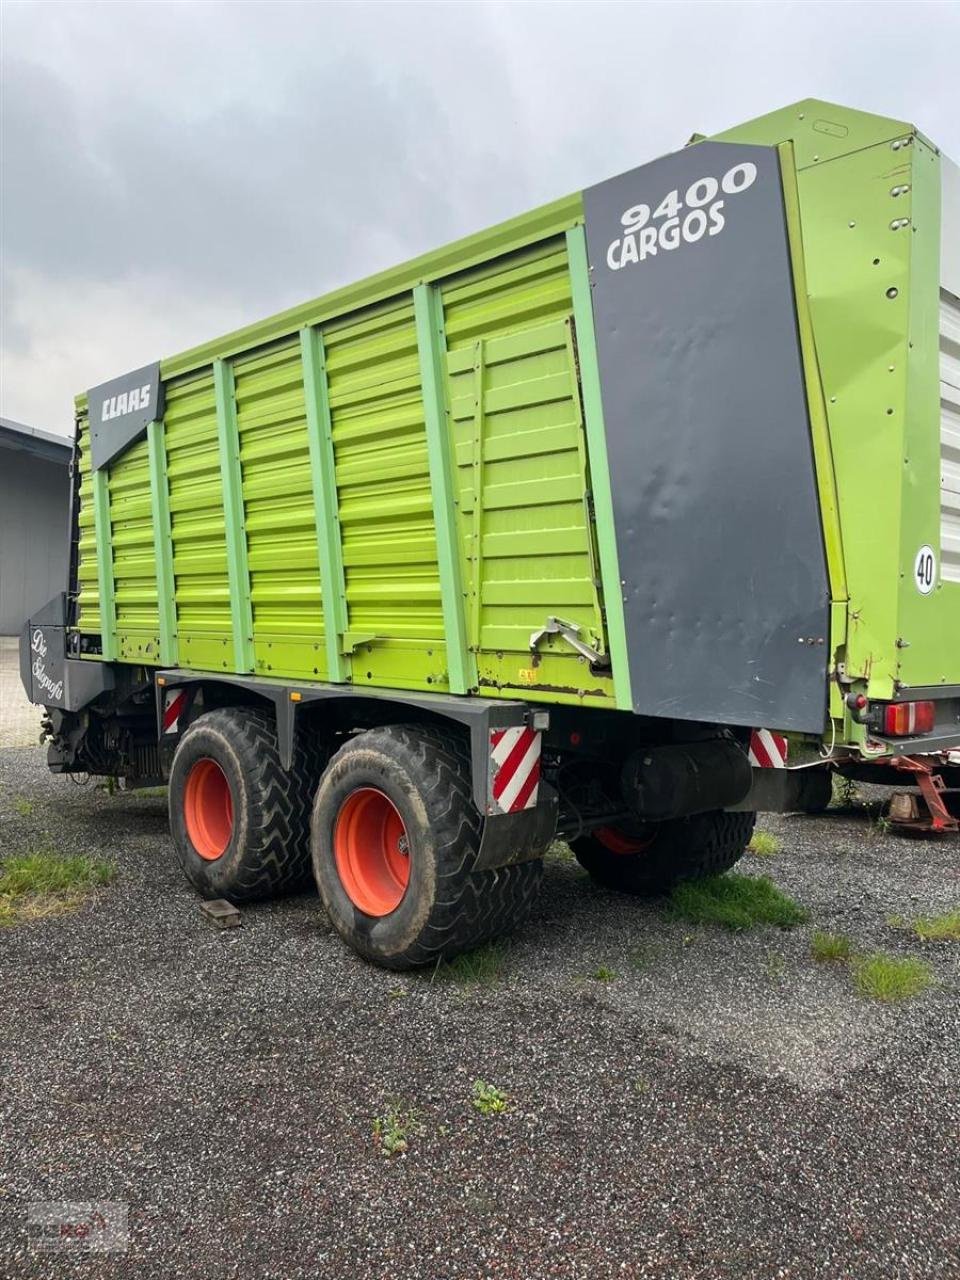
[21,99,960,966]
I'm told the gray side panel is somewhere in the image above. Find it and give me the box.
[88,361,164,471]
[584,141,829,733]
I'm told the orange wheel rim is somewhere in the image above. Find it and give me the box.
[184,758,234,860]
[334,787,410,916]
[595,824,655,855]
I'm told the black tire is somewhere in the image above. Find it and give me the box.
[794,769,833,815]
[571,809,756,896]
[311,724,543,970]
[169,707,327,902]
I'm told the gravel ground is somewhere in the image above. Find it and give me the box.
[1,746,958,1279]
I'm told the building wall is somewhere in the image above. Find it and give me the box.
[0,450,70,635]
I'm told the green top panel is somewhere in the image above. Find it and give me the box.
[711,98,915,170]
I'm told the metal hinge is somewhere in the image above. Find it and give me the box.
[529,616,608,667]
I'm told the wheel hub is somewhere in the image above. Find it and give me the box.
[334,787,411,916]
[184,758,234,860]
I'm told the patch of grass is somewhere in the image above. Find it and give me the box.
[131,785,168,799]
[669,873,808,932]
[764,951,786,982]
[851,953,932,1002]
[12,797,35,817]
[591,965,618,983]
[811,930,853,962]
[0,851,116,928]
[433,941,506,986]
[910,907,960,943]
[471,1080,508,1115]
[372,1101,416,1156]
[628,944,657,970]
[748,829,781,857]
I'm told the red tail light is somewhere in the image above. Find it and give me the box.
[882,700,935,736]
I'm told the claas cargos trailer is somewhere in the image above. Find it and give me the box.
[21,98,960,967]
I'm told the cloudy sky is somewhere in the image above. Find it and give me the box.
[2,0,958,436]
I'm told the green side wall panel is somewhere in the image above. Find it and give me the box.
[213,359,256,673]
[164,370,235,672]
[300,325,349,683]
[414,284,475,695]
[232,338,326,679]
[75,414,101,636]
[92,468,117,661]
[322,297,447,692]
[565,225,633,711]
[108,435,161,664]
[441,238,614,706]
[147,420,178,666]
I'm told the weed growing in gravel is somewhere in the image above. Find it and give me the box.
[591,965,618,983]
[851,953,932,1002]
[910,908,960,943]
[633,1076,649,1096]
[669,873,808,932]
[372,1102,416,1156]
[0,851,116,928]
[12,797,34,817]
[764,951,786,982]
[472,1080,508,1115]
[433,941,506,986]
[548,840,575,862]
[748,830,781,857]
[811,931,853,962]
[833,776,859,808]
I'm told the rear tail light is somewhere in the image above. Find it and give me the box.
[882,700,936,736]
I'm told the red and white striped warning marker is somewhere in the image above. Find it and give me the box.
[489,726,541,813]
[162,688,188,735]
[748,729,788,769]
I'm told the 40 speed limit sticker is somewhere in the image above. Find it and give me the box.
[914,544,937,595]
[605,160,757,270]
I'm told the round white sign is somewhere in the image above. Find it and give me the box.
[913,544,937,595]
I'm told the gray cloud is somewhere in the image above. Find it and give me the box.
[2,0,958,433]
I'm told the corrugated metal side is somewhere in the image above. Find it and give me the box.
[75,413,101,635]
[164,371,234,671]
[323,299,445,691]
[109,436,160,662]
[940,289,960,584]
[441,240,611,701]
[232,339,327,679]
